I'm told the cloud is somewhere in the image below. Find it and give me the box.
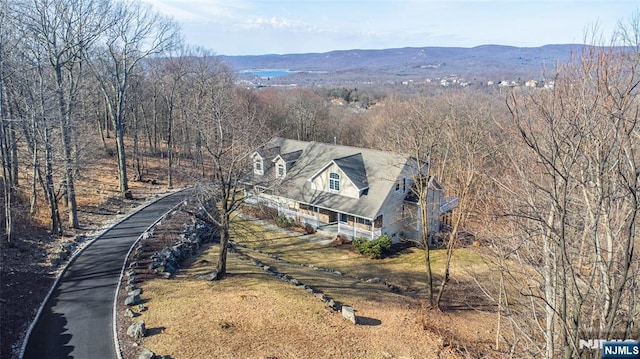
[239,16,327,34]
[138,0,253,22]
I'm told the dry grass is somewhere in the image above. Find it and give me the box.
[134,216,503,359]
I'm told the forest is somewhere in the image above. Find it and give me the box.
[1,0,639,358]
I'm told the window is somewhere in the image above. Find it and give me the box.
[254,159,263,174]
[403,178,406,193]
[395,182,400,191]
[276,163,285,178]
[356,217,371,226]
[329,172,340,191]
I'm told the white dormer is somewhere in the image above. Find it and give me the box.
[272,150,302,179]
[252,152,264,175]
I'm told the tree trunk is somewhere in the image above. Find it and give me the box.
[44,127,62,235]
[114,116,132,199]
[215,215,230,279]
[1,119,12,242]
[420,198,434,307]
[55,65,79,229]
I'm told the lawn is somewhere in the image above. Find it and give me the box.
[133,215,501,359]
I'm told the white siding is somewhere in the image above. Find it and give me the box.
[310,163,360,199]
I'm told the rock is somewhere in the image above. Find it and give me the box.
[262,266,270,272]
[333,270,342,276]
[128,288,142,297]
[128,276,136,285]
[290,279,300,286]
[327,299,336,309]
[196,270,218,281]
[124,308,137,318]
[314,293,327,302]
[387,284,400,293]
[126,284,136,292]
[342,306,357,324]
[366,277,382,283]
[138,348,155,359]
[127,320,146,339]
[135,304,147,312]
[125,294,141,306]
[126,269,136,278]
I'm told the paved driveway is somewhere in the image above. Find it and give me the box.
[23,191,187,359]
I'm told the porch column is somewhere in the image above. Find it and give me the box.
[352,217,356,239]
[370,222,374,240]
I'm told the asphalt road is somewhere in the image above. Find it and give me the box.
[23,191,187,359]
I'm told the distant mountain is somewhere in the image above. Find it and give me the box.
[220,44,587,87]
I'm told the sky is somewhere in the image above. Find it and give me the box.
[140,0,639,55]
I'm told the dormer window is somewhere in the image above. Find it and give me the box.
[329,172,340,192]
[276,163,285,178]
[254,158,263,175]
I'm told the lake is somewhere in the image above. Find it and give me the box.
[240,69,296,78]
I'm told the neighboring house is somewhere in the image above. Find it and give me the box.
[243,137,456,244]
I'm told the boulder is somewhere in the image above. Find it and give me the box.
[127,320,146,339]
[125,294,141,306]
[342,306,357,324]
[124,308,137,318]
[128,288,142,297]
[138,348,155,359]
[196,270,218,281]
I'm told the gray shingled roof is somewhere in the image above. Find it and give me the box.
[251,137,411,219]
[277,150,303,164]
[333,153,369,190]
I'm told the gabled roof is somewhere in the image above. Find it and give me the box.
[334,153,368,190]
[274,150,303,163]
[247,137,412,219]
[309,153,369,190]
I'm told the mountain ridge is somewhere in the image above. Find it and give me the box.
[219,44,590,86]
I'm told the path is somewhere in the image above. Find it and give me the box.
[23,191,188,359]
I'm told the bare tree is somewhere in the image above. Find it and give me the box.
[189,60,274,280]
[433,96,493,309]
[501,27,640,358]
[87,0,179,198]
[18,0,110,228]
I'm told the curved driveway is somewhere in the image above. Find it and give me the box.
[23,191,188,359]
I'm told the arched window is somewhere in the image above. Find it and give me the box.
[329,172,340,191]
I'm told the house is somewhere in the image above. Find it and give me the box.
[243,137,456,244]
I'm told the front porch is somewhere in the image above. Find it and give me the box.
[278,204,383,240]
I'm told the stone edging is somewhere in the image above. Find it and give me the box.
[18,188,184,359]
[113,190,187,359]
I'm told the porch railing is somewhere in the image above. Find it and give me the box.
[278,208,319,228]
[337,221,381,240]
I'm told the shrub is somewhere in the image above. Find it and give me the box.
[304,223,316,234]
[274,214,295,228]
[352,235,392,259]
